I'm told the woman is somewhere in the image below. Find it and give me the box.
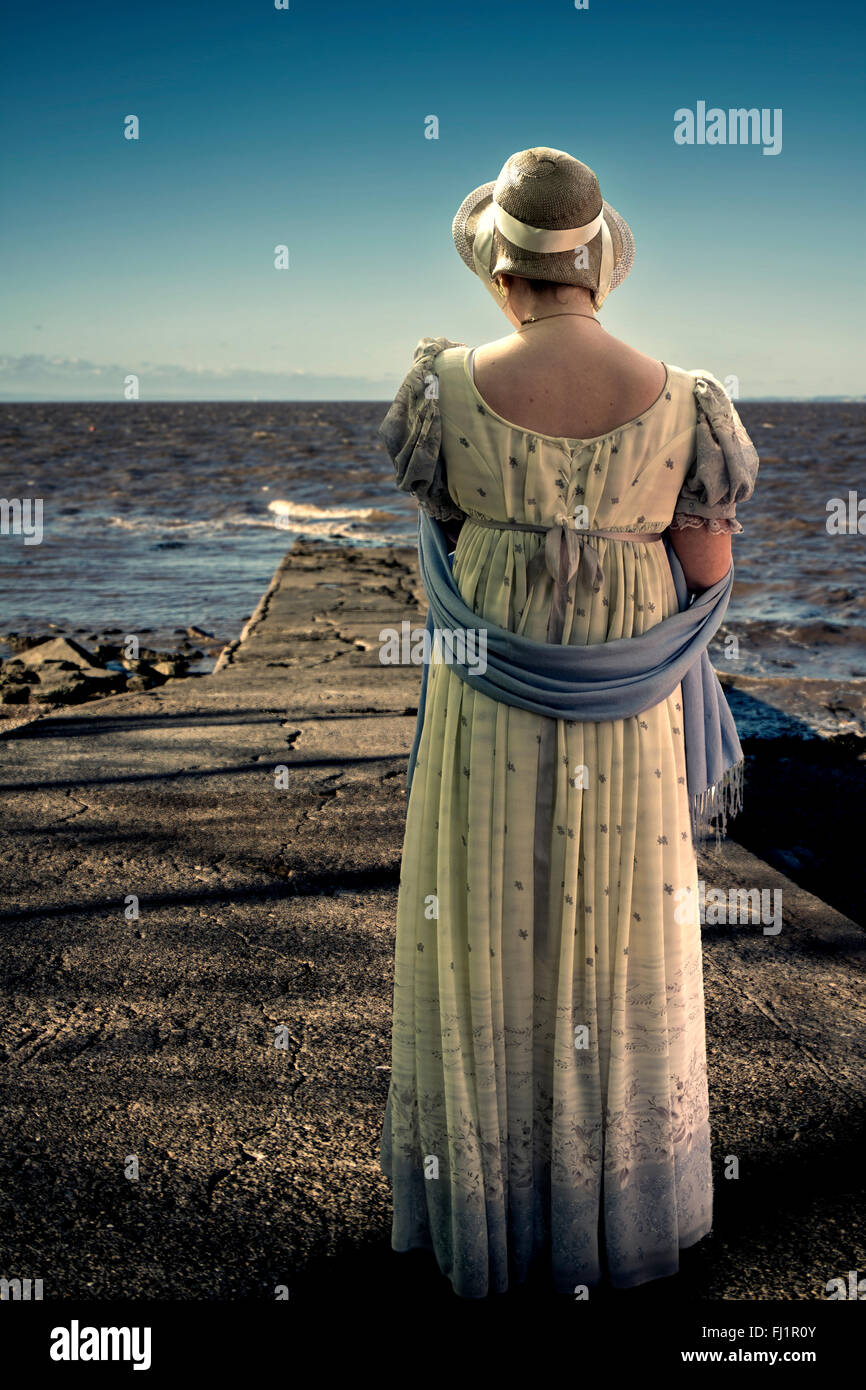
[377,147,759,1298]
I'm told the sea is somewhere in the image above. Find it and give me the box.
[1,399,864,679]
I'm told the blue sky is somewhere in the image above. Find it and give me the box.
[1,0,864,399]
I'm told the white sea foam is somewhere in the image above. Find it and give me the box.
[266,497,404,537]
[268,498,391,522]
[100,500,410,544]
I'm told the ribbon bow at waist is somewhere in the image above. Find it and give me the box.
[468,513,664,641]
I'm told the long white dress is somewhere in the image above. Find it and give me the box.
[378,338,757,1298]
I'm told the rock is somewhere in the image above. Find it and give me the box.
[138,647,177,664]
[30,675,93,704]
[35,660,123,690]
[12,656,128,705]
[187,625,216,641]
[151,660,187,678]
[78,664,124,685]
[121,660,166,684]
[124,674,155,693]
[18,637,99,669]
[0,685,30,705]
[0,665,33,685]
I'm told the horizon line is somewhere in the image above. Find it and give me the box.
[3,395,864,405]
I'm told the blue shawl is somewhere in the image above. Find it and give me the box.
[406,508,744,843]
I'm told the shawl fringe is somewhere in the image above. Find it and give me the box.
[690,758,744,849]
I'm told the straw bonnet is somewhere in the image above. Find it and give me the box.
[452,146,634,311]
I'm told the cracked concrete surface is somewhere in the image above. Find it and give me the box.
[0,539,863,1304]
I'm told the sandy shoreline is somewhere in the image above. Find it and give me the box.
[0,539,863,1301]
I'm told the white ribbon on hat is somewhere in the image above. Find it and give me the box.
[593,217,614,309]
[471,203,505,306]
[492,200,604,253]
[474,199,615,309]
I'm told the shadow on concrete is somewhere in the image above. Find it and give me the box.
[0,754,407,795]
[5,708,417,742]
[0,869,401,924]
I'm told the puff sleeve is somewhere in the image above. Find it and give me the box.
[669,371,759,534]
[378,336,468,525]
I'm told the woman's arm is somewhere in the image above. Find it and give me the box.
[667,524,732,592]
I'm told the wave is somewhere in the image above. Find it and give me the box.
[267,498,398,524]
[265,497,409,539]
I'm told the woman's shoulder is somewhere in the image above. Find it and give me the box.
[469,331,517,361]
